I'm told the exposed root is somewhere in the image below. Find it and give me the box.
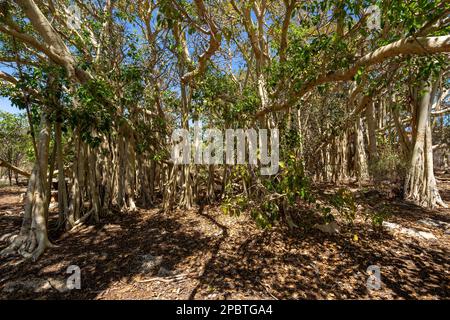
[0,231,55,261]
[0,235,27,258]
[21,242,48,262]
[128,198,137,213]
[69,208,94,231]
[0,232,19,243]
[436,198,448,208]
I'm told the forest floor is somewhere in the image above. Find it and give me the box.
[0,177,449,300]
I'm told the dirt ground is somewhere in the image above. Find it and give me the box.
[0,178,449,300]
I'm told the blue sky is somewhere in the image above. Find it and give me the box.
[0,97,21,114]
[0,64,22,114]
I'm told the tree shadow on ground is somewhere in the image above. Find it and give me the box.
[188,201,228,299]
[188,219,448,299]
[0,183,448,300]
[0,207,215,299]
[184,199,449,299]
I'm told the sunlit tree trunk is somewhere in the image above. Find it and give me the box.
[354,118,369,181]
[1,112,52,260]
[404,80,447,208]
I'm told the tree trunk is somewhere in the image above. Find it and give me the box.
[55,121,69,228]
[1,112,53,261]
[354,117,369,181]
[404,80,447,208]
[365,101,378,163]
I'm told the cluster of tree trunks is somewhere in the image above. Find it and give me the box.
[0,0,448,261]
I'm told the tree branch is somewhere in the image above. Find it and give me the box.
[255,35,450,119]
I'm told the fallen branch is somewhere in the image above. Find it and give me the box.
[0,157,31,178]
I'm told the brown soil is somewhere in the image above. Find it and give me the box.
[0,180,449,300]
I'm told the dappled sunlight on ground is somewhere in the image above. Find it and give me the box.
[0,179,449,300]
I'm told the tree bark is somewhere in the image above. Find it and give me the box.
[404,79,447,208]
[1,112,53,260]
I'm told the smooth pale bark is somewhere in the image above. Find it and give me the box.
[163,164,177,211]
[0,70,18,83]
[26,114,52,260]
[404,80,447,208]
[117,131,126,209]
[256,35,450,118]
[12,0,92,82]
[279,0,295,63]
[331,132,349,183]
[180,0,220,83]
[44,137,56,223]
[67,129,82,227]
[392,107,411,158]
[172,21,196,210]
[126,132,137,212]
[179,82,194,209]
[55,121,68,227]
[0,167,36,257]
[1,112,52,260]
[354,118,369,181]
